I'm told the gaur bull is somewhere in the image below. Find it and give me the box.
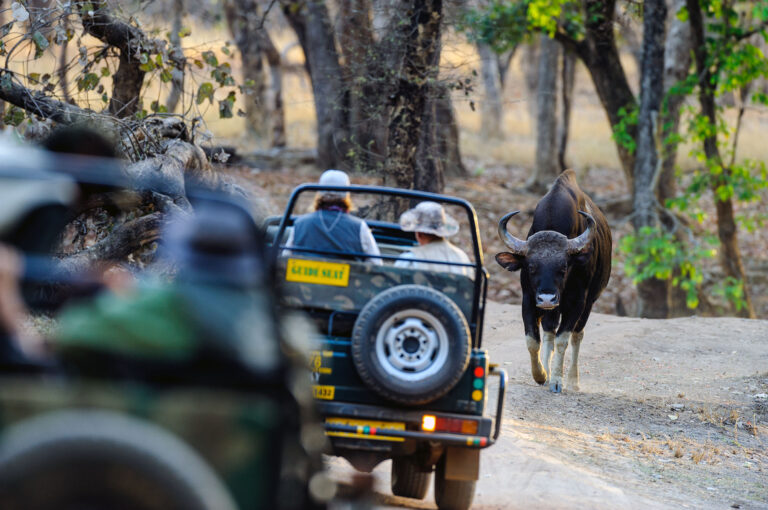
[495,170,611,393]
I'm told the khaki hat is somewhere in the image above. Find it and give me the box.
[399,201,459,237]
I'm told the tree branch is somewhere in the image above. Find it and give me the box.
[0,76,96,124]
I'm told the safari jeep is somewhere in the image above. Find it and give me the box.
[267,184,507,510]
[0,157,328,510]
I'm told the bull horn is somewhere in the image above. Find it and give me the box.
[498,211,527,255]
[567,211,596,254]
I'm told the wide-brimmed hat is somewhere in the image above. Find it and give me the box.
[318,169,350,200]
[399,201,459,238]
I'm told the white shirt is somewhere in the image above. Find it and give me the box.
[283,221,382,265]
[394,239,473,277]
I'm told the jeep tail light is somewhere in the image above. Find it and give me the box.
[422,416,479,435]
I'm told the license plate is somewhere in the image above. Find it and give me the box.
[312,385,335,400]
[325,418,405,442]
[285,259,350,287]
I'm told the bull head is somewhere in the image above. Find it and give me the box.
[495,210,596,309]
[497,210,595,256]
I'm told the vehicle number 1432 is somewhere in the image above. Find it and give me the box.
[312,385,335,400]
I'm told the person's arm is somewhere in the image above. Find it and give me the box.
[359,224,382,265]
[394,251,415,268]
[0,244,46,357]
[281,228,295,257]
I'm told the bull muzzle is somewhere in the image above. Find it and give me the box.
[536,293,559,310]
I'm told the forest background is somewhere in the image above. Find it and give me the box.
[0,0,767,319]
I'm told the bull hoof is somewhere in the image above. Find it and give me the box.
[549,381,562,393]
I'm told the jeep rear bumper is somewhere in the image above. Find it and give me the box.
[319,367,507,449]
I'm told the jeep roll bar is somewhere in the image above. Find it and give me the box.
[272,184,489,348]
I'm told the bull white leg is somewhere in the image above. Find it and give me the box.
[526,335,547,385]
[549,331,570,393]
[566,331,584,391]
[540,331,555,383]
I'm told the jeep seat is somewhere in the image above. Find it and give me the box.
[278,256,474,322]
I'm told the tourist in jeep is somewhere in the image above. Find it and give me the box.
[395,201,472,277]
[283,169,382,265]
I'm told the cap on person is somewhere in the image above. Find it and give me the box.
[399,201,459,238]
[318,169,350,199]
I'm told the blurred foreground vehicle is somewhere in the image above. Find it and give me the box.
[267,184,508,510]
[0,146,330,510]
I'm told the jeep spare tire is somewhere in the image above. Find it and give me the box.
[351,285,471,405]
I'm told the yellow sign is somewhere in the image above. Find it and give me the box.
[310,351,333,375]
[325,418,405,442]
[285,259,350,287]
[312,385,335,400]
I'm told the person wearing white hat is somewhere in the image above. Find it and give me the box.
[283,170,382,264]
[394,201,472,277]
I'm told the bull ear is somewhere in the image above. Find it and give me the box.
[496,252,524,272]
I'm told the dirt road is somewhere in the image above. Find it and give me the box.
[329,302,768,509]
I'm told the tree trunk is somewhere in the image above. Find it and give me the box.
[338,0,388,170]
[80,1,153,118]
[258,29,287,147]
[433,90,466,178]
[557,0,637,191]
[659,0,692,204]
[557,47,575,172]
[478,43,503,139]
[166,0,185,113]
[224,0,269,140]
[0,0,6,127]
[283,0,349,169]
[528,34,559,192]
[686,0,755,318]
[632,0,669,319]
[497,48,516,89]
[384,0,443,215]
[521,41,539,134]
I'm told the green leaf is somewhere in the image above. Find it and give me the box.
[0,22,14,38]
[178,27,192,38]
[150,100,168,113]
[218,90,236,118]
[196,82,214,105]
[76,72,100,92]
[100,66,110,77]
[32,31,50,58]
[202,50,218,67]
[160,68,173,83]
[139,59,156,72]
[3,106,25,126]
[79,2,95,16]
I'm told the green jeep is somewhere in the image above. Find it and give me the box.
[0,159,329,510]
[267,184,507,510]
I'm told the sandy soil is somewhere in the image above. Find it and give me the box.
[328,301,768,509]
